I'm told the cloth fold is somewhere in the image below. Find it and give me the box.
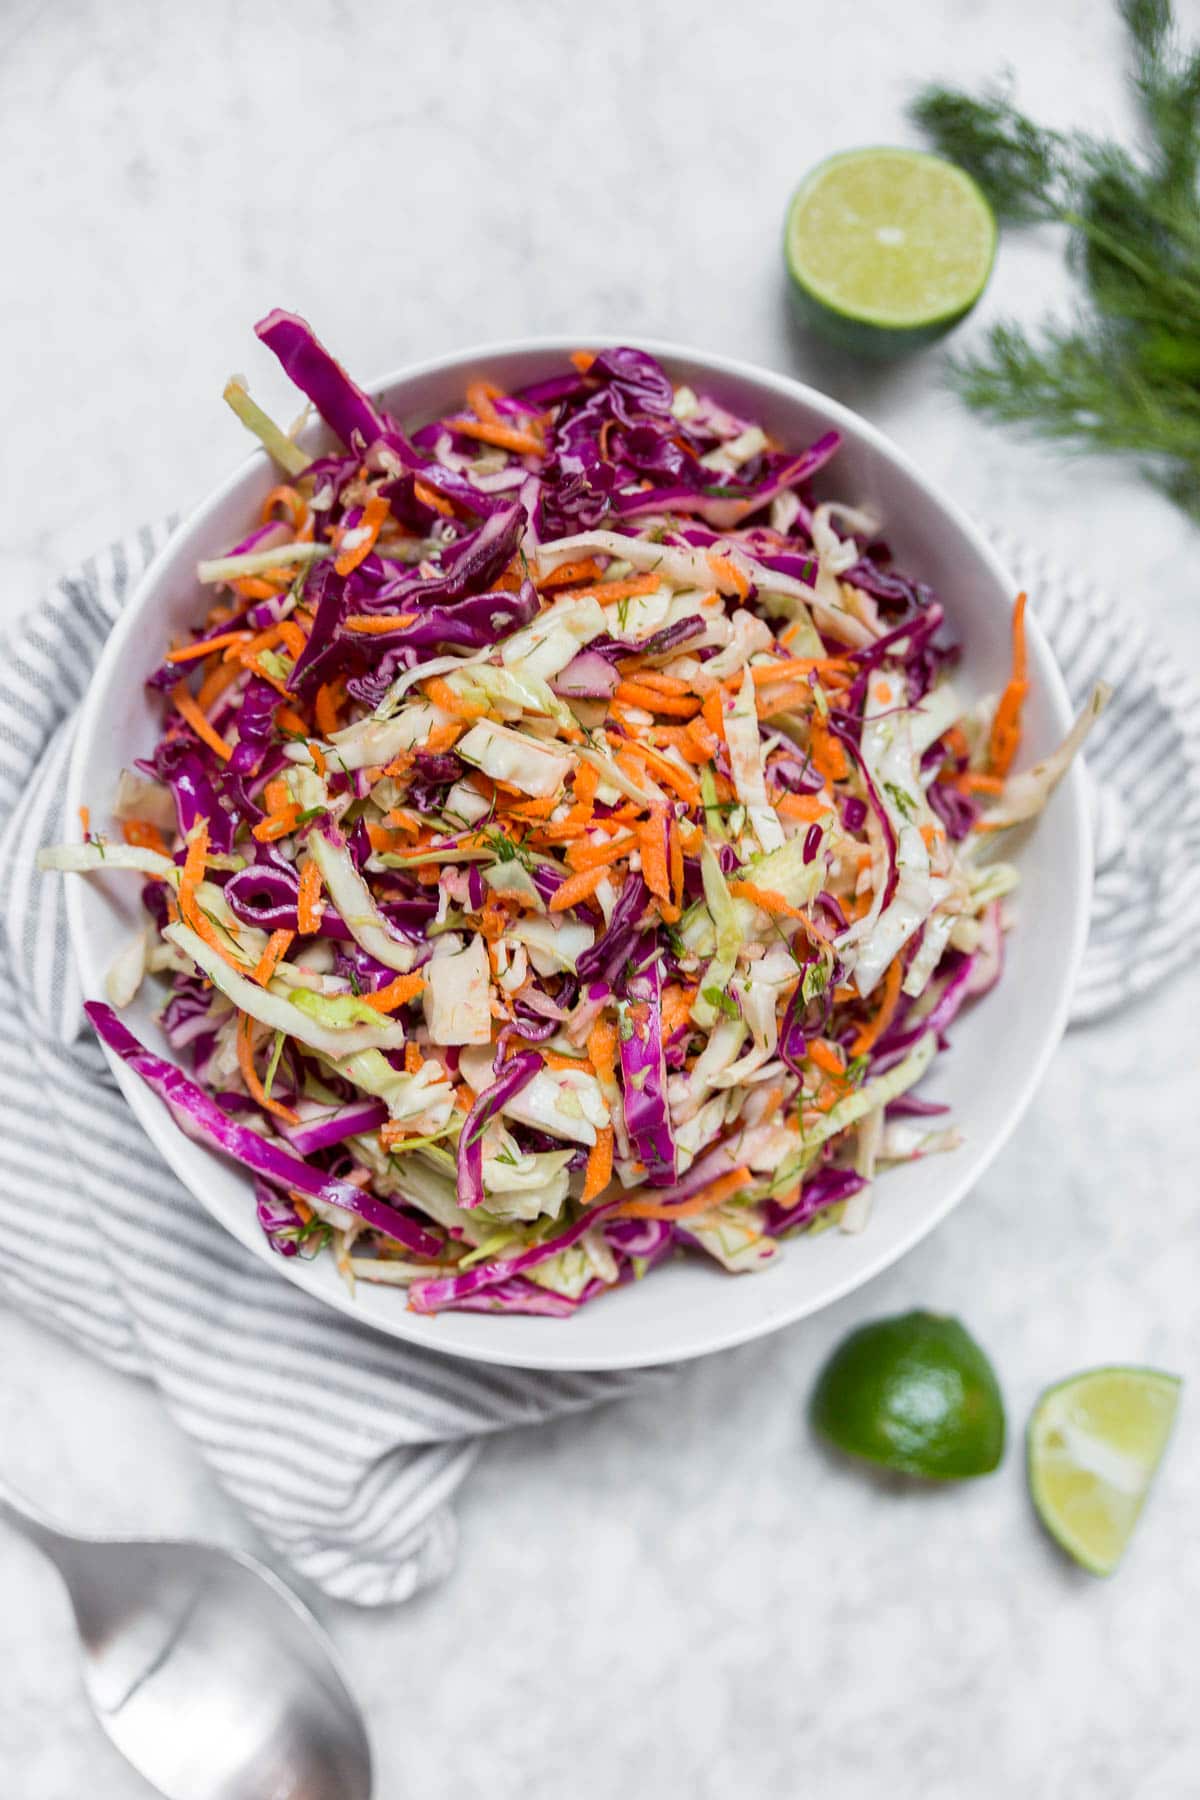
[1,523,1196,1604]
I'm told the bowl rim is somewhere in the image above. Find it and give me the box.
[64,332,1092,1371]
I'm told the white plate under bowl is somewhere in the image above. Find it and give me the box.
[65,336,1090,1371]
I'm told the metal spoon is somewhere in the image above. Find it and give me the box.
[0,1476,372,1799]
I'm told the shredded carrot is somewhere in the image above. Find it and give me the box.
[296,860,323,933]
[662,980,691,1041]
[228,625,283,665]
[314,680,345,736]
[572,761,600,805]
[422,675,487,720]
[412,721,456,757]
[701,688,726,744]
[587,1018,618,1087]
[276,620,307,661]
[413,478,454,516]
[664,816,682,911]
[548,865,608,912]
[540,1049,597,1075]
[610,748,654,796]
[166,630,251,664]
[540,556,604,591]
[682,716,721,762]
[809,718,848,781]
[451,417,544,457]
[404,1042,424,1074]
[122,819,168,855]
[231,575,288,601]
[988,592,1029,777]
[237,1012,299,1123]
[502,794,558,822]
[360,971,426,1013]
[177,823,243,970]
[569,349,596,374]
[566,832,636,873]
[955,771,1006,795]
[722,657,806,691]
[492,559,525,593]
[705,551,750,600]
[193,659,242,714]
[616,742,700,806]
[335,491,391,576]
[263,780,290,814]
[170,681,234,762]
[807,1039,846,1079]
[615,679,701,718]
[465,380,501,423]
[475,894,510,940]
[365,822,407,854]
[757,682,817,722]
[639,810,671,904]
[343,612,418,634]
[177,824,208,914]
[626,670,691,696]
[776,792,828,822]
[850,956,904,1057]
[730,880,805,920]
[615,1164,752,1221]
[581,1127,614,1204]
[260,485,309,532]
[270,705,305,737]
[808,1079,845,1115]
[561,573,660,607]
[252,810,301,844]
[246,656,293,699]
[252,928,295,986]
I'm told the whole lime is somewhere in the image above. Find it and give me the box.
[810,1309,1005,1479]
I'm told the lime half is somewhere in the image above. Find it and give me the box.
[810,1309,1005,1480]
[785,147,996,355]
[1028,1367,1181,1576]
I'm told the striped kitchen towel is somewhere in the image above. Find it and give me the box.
[0,525,1196,1606]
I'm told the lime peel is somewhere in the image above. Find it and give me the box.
[810,1308,1005,1481]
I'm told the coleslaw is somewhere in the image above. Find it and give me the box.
[41,315,1108,1317]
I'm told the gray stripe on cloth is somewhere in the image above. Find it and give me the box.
[988,526,1200,1021]
[0,520,1195,1604]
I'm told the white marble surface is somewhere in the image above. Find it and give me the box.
[2,2,1199,1795]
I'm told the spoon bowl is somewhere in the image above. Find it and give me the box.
[0,1479,372,1800]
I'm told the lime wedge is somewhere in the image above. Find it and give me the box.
[1028,1366,1181,1576]
[785,147,996,355]
[810,1309,1005,1480]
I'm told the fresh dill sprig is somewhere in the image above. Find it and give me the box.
[911,0,1200,515]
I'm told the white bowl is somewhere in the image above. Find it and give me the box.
[65,336,1090,1371]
